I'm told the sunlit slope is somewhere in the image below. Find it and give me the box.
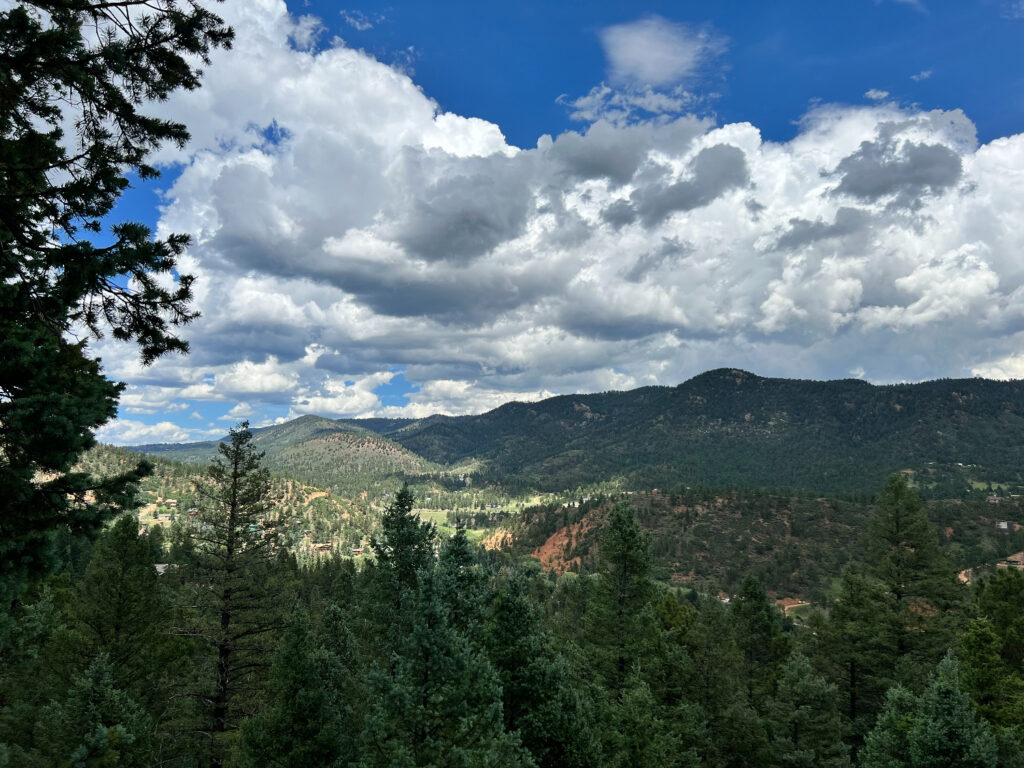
[129,414,439,493]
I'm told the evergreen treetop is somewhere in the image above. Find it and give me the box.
[371,483,436,590]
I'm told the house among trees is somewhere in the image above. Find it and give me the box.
[775,597,809,615]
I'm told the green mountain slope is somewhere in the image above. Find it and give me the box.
[129,369,1024,497]
[128,414,440,495]
[372,369,1024,495]
[375,387,667,467]
[78,444,374,553]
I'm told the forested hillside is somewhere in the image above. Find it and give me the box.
[497,488,1024,600]
[132,369,1024,498]
[374,369,1024,494]
[78,444,375,555]
[5,438,1023,766]
[132,415,453,499]
[117,370,1024,604]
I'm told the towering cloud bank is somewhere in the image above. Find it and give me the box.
[96,0,1024,441]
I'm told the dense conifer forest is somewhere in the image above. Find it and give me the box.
[4,427,1024,766]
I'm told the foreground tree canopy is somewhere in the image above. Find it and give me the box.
[0,0,232,603]
[3,469,1022,767]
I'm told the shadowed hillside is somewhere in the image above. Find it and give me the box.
[369,369,1024,495]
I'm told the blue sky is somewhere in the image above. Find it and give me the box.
[310,0,1024,147]
[93,0,1024,443]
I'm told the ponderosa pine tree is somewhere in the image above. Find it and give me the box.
[0,587,65,761]
[610,670,698,768]
[686,595,770,768]
[647,592,707,763]
[435,524,488,643]
[69,515,168,697]
[485,573,600,768]
[0,0,231,610]
[819,565,900,744]
[238,606,359,767]
[591,502,657,693]
[866,475,961,680]
[371,483,436,591]
[181,423,289,767]
[731,574,792,709]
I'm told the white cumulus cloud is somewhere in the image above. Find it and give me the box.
[90,0,1024,440]
[95,420,196,445]
[600,16,725,88]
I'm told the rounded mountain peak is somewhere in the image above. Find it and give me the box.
[680,368,763,388]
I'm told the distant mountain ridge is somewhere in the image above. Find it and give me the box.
[128,369,1024,495]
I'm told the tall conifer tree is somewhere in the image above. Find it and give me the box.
[767,651,850,768]
[591,502,656,693]
[859,655,998,768]
[34,654,152,768]
[0,0,231,608]
[485,573,599,768]
[360,568,531,768]
[909,655,998,768]
[181,423,288,766]
[372,483,436,592]
[820,565,900,744]
[731,574,792,708]
[866,475,961,680]
[239,607,359,767]
[70,515,168,696]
